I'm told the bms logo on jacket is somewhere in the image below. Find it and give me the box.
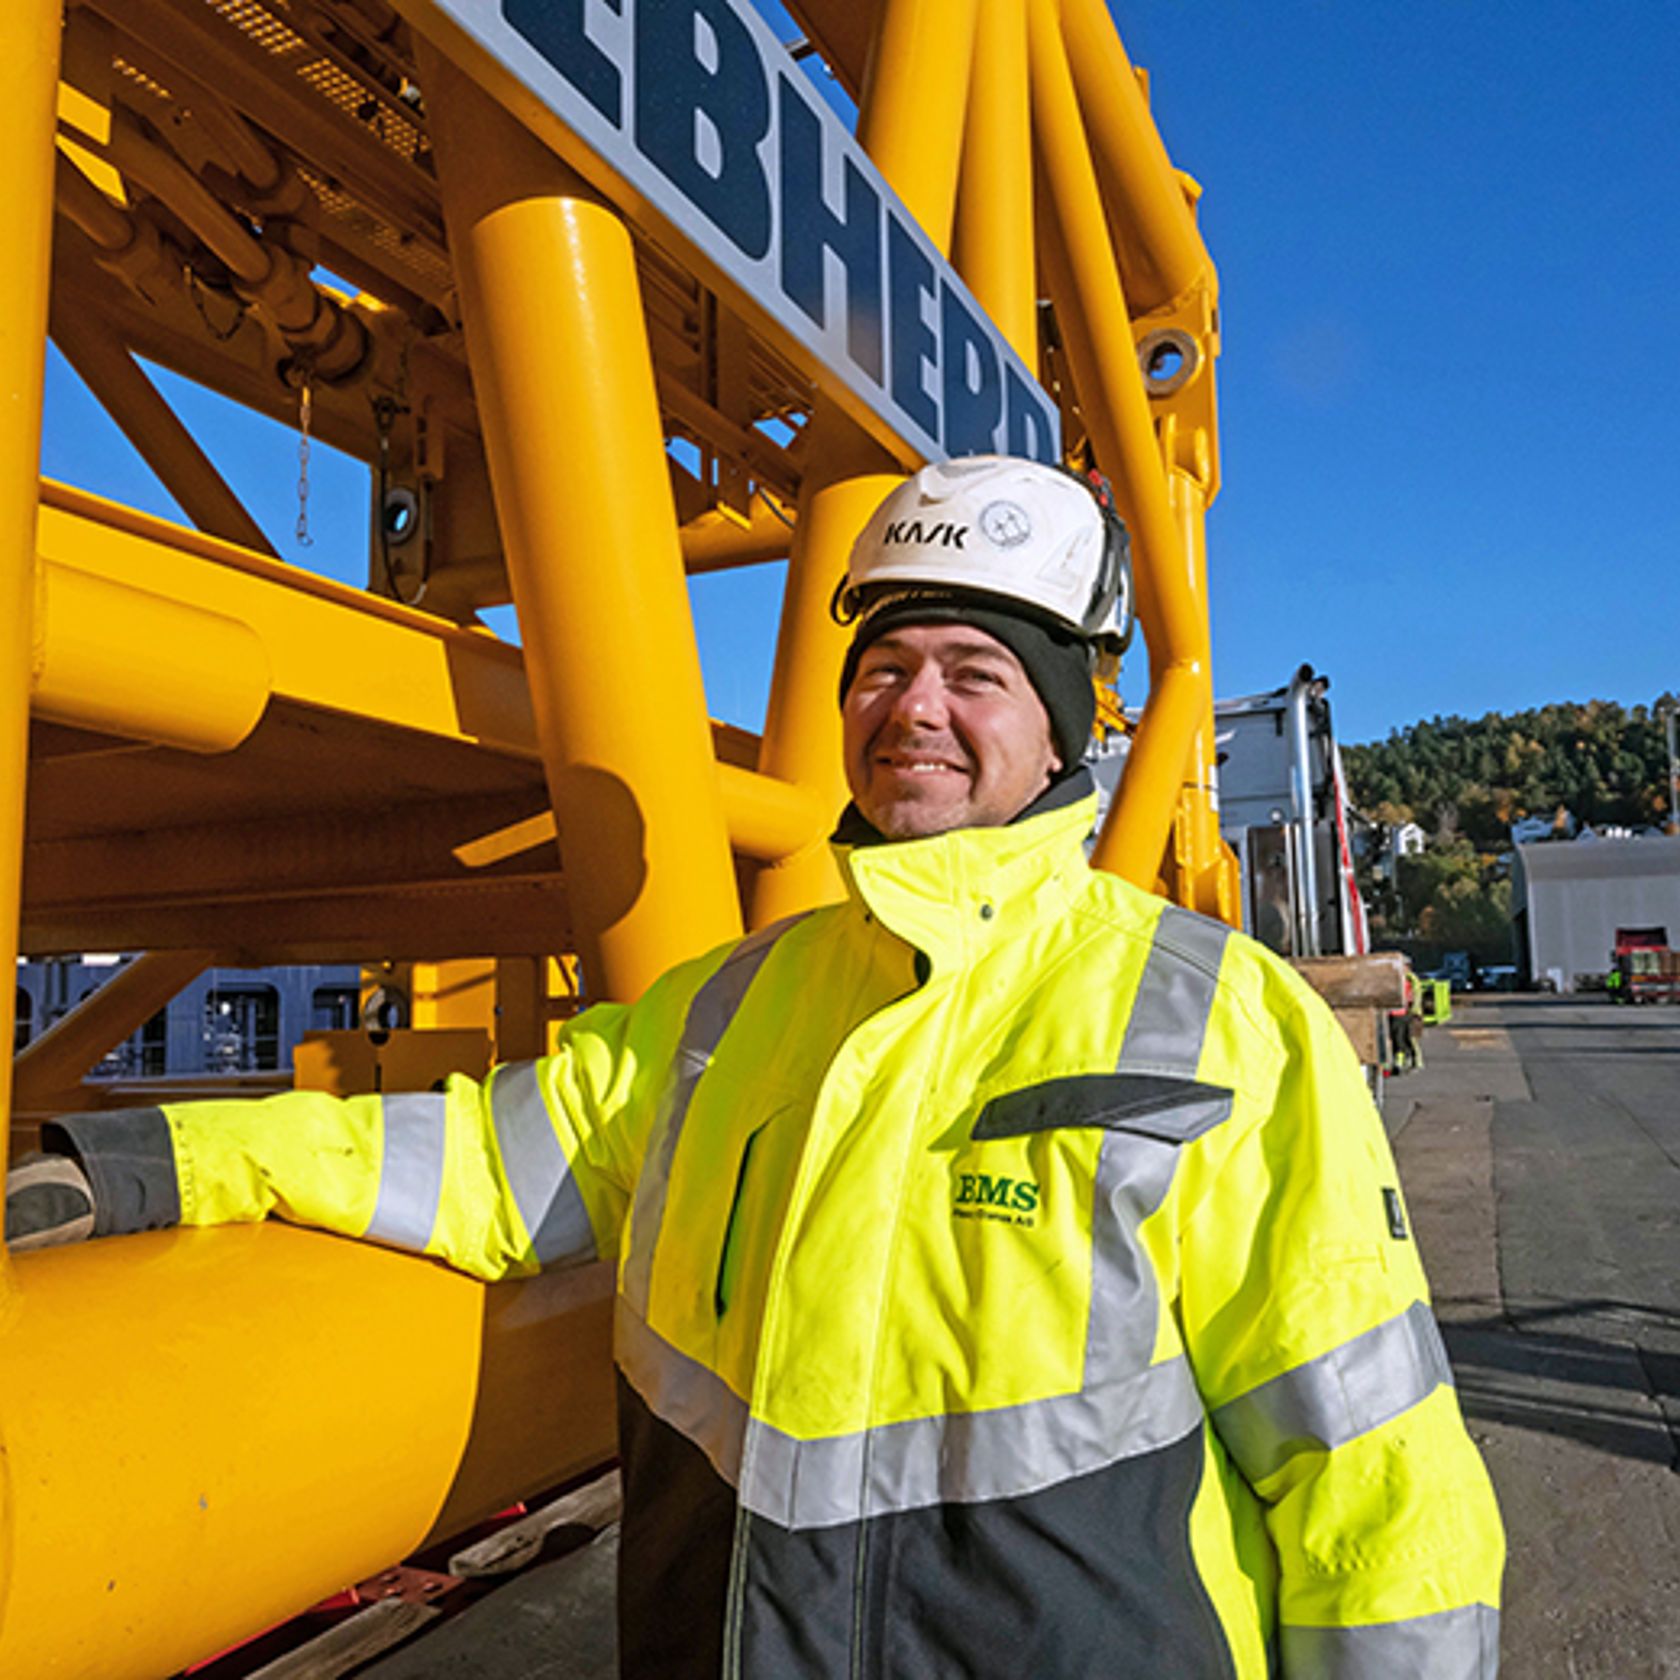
[951,1168,1041,1225]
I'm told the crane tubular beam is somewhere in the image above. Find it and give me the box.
[32,561,272,754]
[423,45,743,999]
[1027,0,1198,649]
[679,496,796,574]
[1059,0,1213,313]
[0,1228,615,1680]
[854,0,979,255]
[36,485,540,756]
[49,307,278,557]
[719,763,833,863]
[1027,0,1211,888]
[750,428,899,926]
[104,109,271,287]
[28,509,827,866]
[951,0,1036,361]
[1164,458,1242,921]
[0,0,62,1213]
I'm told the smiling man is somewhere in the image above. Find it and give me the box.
[843,624,1062,836]
[834,458,1114,843]
[10,457,1503,1678]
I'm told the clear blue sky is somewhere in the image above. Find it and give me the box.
[40,1,1680,748]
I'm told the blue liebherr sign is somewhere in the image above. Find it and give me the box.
[424,0,1061,467]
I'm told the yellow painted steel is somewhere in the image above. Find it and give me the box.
[0,1226,614,1679]
[856,0,981,253]
[34,491,824,866]
[409,958,499,1032]
[423,47,742,1001]
[37,485,542,755]
[1047,0,1231,914]
[33,563,271,752]
[680,495,797,573]
[951,0,1036,361]
[719,762,832,867]
[751,426,900,926]
[1160,430,1242,923]
[1027,0,1218,898]
[442,769,825,873]
[100,115,367,383]
[1060,0,1211,314]
[0,2,1252,1671]
[49,308,277,556]
[0,0,62,1345]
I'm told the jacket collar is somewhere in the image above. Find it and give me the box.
[830,764,1096,850]
[832,781,1099,974]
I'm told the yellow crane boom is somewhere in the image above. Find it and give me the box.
[0,1,1238,1671]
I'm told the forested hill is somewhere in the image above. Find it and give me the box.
[1342,698,1679,841]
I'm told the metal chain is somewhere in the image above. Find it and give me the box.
[295,375,314,548]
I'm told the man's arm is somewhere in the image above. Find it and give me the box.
[5,966,704,1279]
[1183,966,1505,1676]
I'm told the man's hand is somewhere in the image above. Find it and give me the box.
[5,1154,97,1250]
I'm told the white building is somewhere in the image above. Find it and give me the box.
[1389,821,1426,864]
[1512,834,1680,990]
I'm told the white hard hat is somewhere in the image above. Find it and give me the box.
[838,456,1132,648]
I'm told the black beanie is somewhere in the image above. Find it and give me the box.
[838,587,1096,769]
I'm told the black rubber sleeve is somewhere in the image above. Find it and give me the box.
[44,1109,182,1236]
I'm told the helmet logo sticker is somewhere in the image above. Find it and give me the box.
[979,500,1032,549]
[882,518,968,548]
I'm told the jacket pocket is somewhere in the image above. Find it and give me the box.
[972,1072,1233,1144]
[714,1125,761,1318]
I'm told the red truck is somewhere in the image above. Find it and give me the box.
[1610,927,1680,1003]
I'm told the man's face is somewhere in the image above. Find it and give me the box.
[842,624,1062,840]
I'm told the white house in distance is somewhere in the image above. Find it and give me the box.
[1512,834,1680,990]
[1389,821,1426,864]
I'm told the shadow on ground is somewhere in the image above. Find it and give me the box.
[1442,1301,1680,1471]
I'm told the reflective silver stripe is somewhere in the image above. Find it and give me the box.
[617,1295,751,1483]
[1282,1603,1500,1680]
[1085,1093,1232,1388]
[1117,903,1230,1078]
[364,1092,448,1251]
[1212,1300,1453,1485]
[743,1358,1204,1530]
[622,916,806,1315]
[491,1060,596,1266]
[618,1298,1204,1532]
[1087,905,1232,1386]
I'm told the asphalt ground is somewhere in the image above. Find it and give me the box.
[356,992,1680,1679]
[1390,993,1680,1679]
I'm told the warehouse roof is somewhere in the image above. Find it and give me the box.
[1515,834,1680,883]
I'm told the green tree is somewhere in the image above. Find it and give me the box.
[1343,696,1677,839]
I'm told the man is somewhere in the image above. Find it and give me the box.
[9,457,1503,1677]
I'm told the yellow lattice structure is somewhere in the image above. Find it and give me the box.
[0,1,1240,1670]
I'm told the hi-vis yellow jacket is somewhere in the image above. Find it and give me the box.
[76,792,1504,1678]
